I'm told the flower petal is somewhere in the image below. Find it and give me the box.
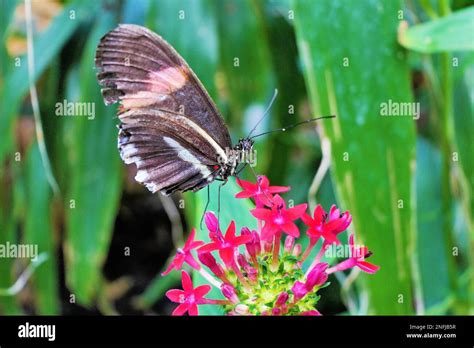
[225,220,236,240]
[172,303,189,316]
[301,213,315,227]
[271,194,286,208]
[188,303,199,316]
[268,185,290,194]
[219,248,235,267]
[181,270,193,292]
[261,223,277,241]
[313,205,326,224]
[166,289,185,303]
[184,228,196,249]
[236,178,256,191]
[251,208,272,221]
[281,222,300,238]
[357,261,380,274]
[285,203,308,220]
[232,235,254,246]
[198,242,220,254]
[184,254,201,270]
[257,175,270,189]
[161,262,176,276]
[193,284,212,301]
[235,191,254,199]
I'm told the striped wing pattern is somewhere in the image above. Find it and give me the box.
[95,24,231,194]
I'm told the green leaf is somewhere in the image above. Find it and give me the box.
[293,0,416,314]
[452,52,474,311]
[0,0,100,165]
[453,53,474,227]
[64,11,122,306]
[416,138,450,312]
[0,207,21,314]
[399,6,474,53]
[23,142,59,314]
[0,0,18,79]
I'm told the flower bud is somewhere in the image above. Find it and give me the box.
[242,227,260,259]
[284,236,295,253]
[246,266,258,282]
[237,254,250,269]
[204,212,219,233]
[272,307,281,315]
[234,304,249,315]
[221,284,239,304]
[291,281,307,302]
[198,252,224,277]
[305,262,329,291]
[292,243,302,257]
[275,291,289,307]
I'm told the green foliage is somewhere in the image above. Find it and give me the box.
[399,6,474,53]
[63,11,122,306]
[24,143,59,314]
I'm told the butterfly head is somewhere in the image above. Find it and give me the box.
[216,138,255,179]
[235,137,254,153]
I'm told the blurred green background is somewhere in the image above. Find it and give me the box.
[0,0,472,315]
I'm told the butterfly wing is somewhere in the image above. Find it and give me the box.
[95,24,231,194]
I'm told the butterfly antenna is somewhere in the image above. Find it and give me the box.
[250,115,336,139]
[246,89,279,138]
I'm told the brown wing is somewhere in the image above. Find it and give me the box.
[95,24,231,194]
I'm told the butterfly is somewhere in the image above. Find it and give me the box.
[95,24,252,195]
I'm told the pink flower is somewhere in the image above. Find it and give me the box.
[161,175,380,316]
[326,205,352,238]
[327,234,380,274]
[251,194,307,241]
[301,204,352,245]
[241,227,260,262]
[291,263,328,301]
[162,228,204,275]
[166,271,211,316]
[199,218,253,268]
[236,175,289,206]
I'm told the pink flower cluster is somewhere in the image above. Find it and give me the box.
[162,175,380,315]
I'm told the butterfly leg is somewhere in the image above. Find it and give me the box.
[199,186,211,230]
